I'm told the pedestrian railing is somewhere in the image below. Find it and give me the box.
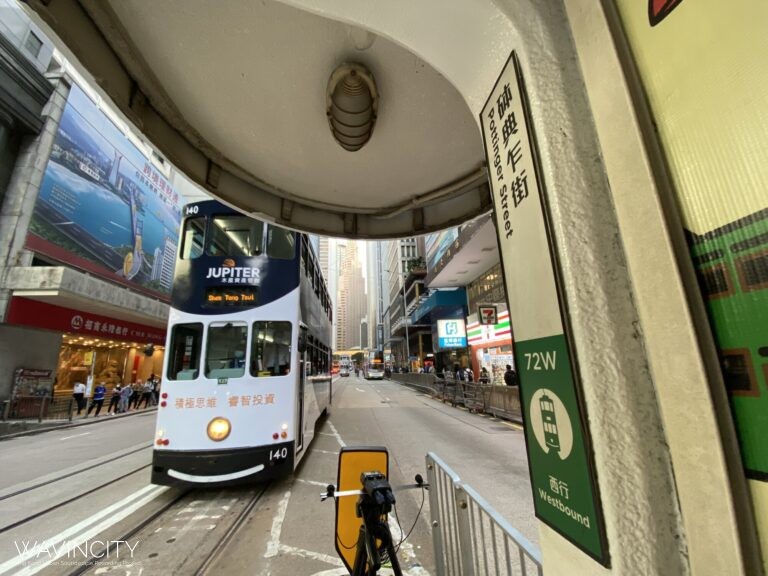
[426,452,542,576]
[1,396,75,421]
[391,374,522,423]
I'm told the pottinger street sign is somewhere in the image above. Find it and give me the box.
[480,51,609,565]
[478,305,498,325]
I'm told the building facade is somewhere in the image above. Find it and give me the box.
[0,8,181,402]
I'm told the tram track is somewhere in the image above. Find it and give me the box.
[0,442,153,502]
[0,463,151,535]
[65,484,272,576]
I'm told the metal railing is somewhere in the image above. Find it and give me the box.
[1,396,75,422]
[426,452,542,576]
[390,373,522,423]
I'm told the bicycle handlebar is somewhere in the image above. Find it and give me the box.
[320,474,428,502]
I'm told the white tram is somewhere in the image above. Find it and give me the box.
[152,200,332,486]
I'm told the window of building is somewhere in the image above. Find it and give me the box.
[24,31,43,58]
[205,322,248,378]
[167,323,203,380]
[251,321,292,376]
[207,215,264,257]
[467,263,505,311]
[180,217,205,259]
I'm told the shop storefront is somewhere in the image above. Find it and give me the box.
[467,309,513,385]
[6,297,165,398]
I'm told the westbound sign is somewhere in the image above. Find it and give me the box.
[480,51,609,565]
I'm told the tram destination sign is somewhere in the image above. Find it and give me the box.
[204,286,259,307]
[480,51,609,565]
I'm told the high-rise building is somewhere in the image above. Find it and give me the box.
[360,317,369,349]
[384,237,427,366]
[366,241,385,350]
[336,240,366,350]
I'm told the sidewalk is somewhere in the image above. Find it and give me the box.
[0,405,158,440]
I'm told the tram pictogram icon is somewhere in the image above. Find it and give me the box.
[530,389,573,460]
[540,393,561,455]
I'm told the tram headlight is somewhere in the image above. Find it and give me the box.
[207,417,231,442]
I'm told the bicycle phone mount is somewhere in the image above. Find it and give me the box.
[321,446,428,576]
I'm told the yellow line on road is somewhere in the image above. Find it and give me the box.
[502,421,523,430]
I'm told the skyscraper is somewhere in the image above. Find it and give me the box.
[336,240,367,350]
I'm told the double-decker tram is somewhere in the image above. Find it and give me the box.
[152,200,332,486]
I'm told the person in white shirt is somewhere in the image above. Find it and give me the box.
[72,381,86,415]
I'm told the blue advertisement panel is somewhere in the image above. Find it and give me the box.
[27,85,181,297]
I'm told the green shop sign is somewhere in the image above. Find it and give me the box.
[480,51,609,565]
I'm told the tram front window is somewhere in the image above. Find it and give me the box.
[251,321,292,377]
[207,215,264,257]
[167,323,203,380]
[267,226,295,259]
[205,321,248,379]
[180,217,205,260]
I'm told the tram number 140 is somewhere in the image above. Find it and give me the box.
[269,447,289,461]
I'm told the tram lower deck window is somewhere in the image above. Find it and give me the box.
[251,322,292,377]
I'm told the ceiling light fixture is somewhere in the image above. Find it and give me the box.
[326,63,378,152]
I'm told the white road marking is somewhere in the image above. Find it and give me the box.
[59,432,91,441]
[356,387,364,392]
[295,478,331,488]
[278,544,343,566]
[264,491,291,558]
[326,421,346,448]
[2,485,167,576]
[312,449,340,456]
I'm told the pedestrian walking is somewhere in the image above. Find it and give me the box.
[107,385,122,414]
[119,383,132,413]
[138,380,153,409]
[150,375,160,405]
[504,364,518,387]
[130,381,142,409]
[479,367,490,384]
[86,382,107,416]
[454,363,465,381]
[72,380,86,415]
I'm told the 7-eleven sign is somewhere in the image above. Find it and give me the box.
[478,305,498,325]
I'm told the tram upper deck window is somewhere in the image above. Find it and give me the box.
[205,322,248,379]
[251,321,292,377]
[207,215,264,257]
[181,217,205,259]
[267,226,295,259]
[167,323,203,380]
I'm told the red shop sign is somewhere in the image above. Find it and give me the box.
[7,297,166,344]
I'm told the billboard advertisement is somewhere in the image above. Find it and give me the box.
[26,84,182,298]
[437,318,467,349]
[425,228,458,271]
